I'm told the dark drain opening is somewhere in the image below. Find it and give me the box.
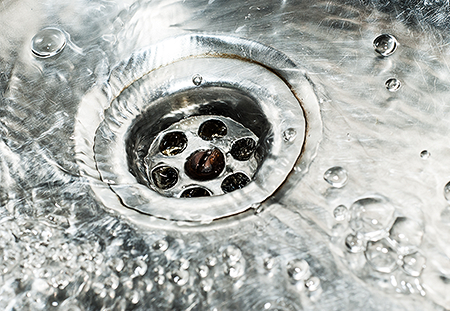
[85,49,309,222]
[126,86,271,198]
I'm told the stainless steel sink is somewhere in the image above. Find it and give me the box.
[1,0,450,310]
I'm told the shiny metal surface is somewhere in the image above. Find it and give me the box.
[1,0,450,310]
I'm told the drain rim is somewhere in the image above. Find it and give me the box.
[74,34,322,225]
[94,57,304,222]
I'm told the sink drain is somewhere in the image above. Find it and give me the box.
[75,35,321,224]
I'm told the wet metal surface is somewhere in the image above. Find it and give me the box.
[1,0,450,310]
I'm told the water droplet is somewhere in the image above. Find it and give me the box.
[171,269,189,286]
[179,258,190,270]
[31,27,66,58]
[205,256,218,267]
[198,119,227,141]
[192,74,203,86]
[159,131,188,156]
[263,257,275,270]
[230,137,257,161]
[349,197,395,240]
[200,278,213,292]
[283,128,297,142]
[153,265,165,275]
[184,148,225,181]
[444,181,450,202]
[345,233,366,253]
[365,239,398,273]
[154,275,165,285]
[389,217,423,255]
[152,239,169,252]
[151,166,178,190]
[305,276,321,291]
[133,259,148,277]
[333,205,348,222]
[180,187,211,198]
[108,258,125,272]
[127,290,140,304]
[221,172,250,193]
[197,264,209,278]
[373,34,398,57]
[385,78,401,92]
[402,252,426,277]
[420,150,430,159]
[222,245,242,265]
[323,166,348,188]
[224,261,245,278]
[286,259,310,281]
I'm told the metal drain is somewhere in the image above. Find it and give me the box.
[144,115,258,198]
[75,35,321,224]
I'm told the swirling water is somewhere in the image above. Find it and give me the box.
[1,0,450,310]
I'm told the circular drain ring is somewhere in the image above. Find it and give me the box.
[74,34,322,224]
[95,57,303,222]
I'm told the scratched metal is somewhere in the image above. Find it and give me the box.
[1,0,450,310]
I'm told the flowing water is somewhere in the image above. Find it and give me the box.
[1,0,450,310]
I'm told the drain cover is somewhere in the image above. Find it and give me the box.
[75,35,321,223]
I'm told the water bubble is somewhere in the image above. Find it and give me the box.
[197,264,209,278]
[385,78,401,92]
[153,265,165,275]
[184,148,225,181]
[389,217,423,255]
[224,261,245,278]
[323,166,348,188]
[420,150,430,159]
[364,239,398,274]
[180,187,212,198]
[345,233,366,253]
[192,74,203,86]
[305,276,321,292]
[263,257,275,270]
[128,290,140,304]
[373,34,398,57]
[200,279,213,292]
[154,274,165,285]
[230,137,257,161]
[222,245,242,265]
[198,119,227,141]
[133,259,148,277]
[152,239,169,252]
[159,131,188,156]
[283,128,297,142]
[286,259,310,281]
[221,172,251,193]
[402,252,426,277]
[349,197,395,240]
[205,256,218,267]
[171,269,189,286]
[444,181,450,202]
[31,27,66,58]
[151,166,178,190]
[179,258,190,270]
[333,205,348,222]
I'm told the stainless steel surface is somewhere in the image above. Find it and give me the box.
[1,0,450,310]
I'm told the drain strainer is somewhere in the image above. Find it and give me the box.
[75,35,321,223]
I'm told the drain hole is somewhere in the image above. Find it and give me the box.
[87,40,309,221]
[159,131,188,156]
[230,137,257,161]
[180,186,212,198]
[184,148,226,182]
[198,119,227,141]
[151,165,178,190]
[221,172,251,193]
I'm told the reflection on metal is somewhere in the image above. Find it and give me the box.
[1,0,450,310]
